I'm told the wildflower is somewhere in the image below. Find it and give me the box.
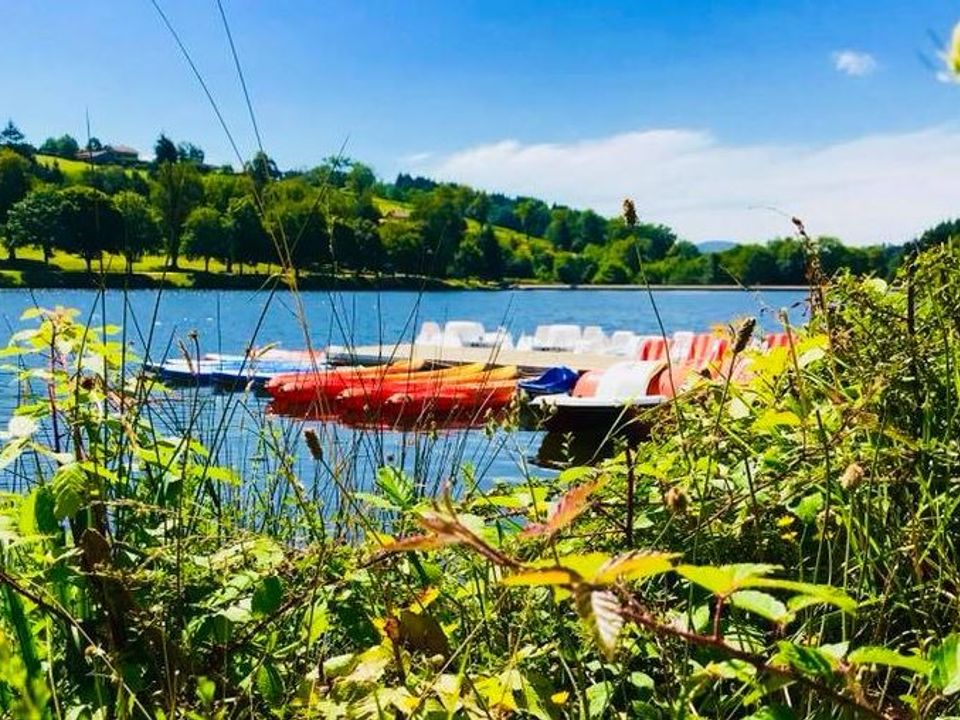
[943,21,960,80]
[622,198,637,228]
[840,462,865,490]
[303,428,323,461]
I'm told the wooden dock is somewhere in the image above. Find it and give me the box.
[330,343,627,373]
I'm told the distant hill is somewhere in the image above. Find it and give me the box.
[697,240,738,254]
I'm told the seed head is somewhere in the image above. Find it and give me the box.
[733,317,757,353]
[622,199,637,228]
[665,486,689,514]
[303,428,323,461]
[840,462,864,490]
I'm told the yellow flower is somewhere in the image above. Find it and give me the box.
[950,22,960,76]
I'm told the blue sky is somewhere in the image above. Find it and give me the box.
[3,1,960,243]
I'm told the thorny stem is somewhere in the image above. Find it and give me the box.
[620,596,894,720]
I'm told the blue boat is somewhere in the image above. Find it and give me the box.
[146,355,322,390]
[518,366,580,397]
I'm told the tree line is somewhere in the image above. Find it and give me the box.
[0,119,928,285]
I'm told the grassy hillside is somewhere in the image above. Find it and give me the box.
[35,153,147,181]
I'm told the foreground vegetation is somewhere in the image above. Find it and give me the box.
[0,121,923,289]
[0,235,959,718]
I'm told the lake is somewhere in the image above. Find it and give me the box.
[0,287,807,493]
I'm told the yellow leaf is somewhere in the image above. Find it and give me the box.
[520,479,603,538]
[538,552,610,580]
[407,586,440,613]
[592,551,678,585]
[379,533,458,553]
[502,568,581,586]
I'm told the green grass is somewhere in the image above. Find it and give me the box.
[34,154,148,181]
[0,246,472,290]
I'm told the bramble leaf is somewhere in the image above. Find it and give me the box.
[502,568,582,586]
[575,587,623,659]
[847,646,932,676]
[520,480,602,539]
[593,551,677,585]
[929,634,960,695]
[729,590,791,624]
[677,563,780,595]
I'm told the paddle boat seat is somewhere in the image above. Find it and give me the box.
[415,321,443,346]
[518,366,579,397]
[443,321,485,347]
[608,330,638,356]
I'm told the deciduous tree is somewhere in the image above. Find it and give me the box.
[114,191,162,272]
[4,188,67,264]
[151,161,203,268]
[59,186,121,272]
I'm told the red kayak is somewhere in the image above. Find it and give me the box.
[344,381,517,425]
[333,366,518,416]
[265,360,427,406]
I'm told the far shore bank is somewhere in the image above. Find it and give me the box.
[509,283,808,291]
[0,269,811,293]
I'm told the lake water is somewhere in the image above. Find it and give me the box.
[0,287,807,494]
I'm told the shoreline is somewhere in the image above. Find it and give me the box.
[508,283,809,291]
[0,270,810,293]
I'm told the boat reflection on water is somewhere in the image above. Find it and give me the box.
[532,406,656,468]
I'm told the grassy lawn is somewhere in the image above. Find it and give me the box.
[35,154,148,181]
[0,246,475,290]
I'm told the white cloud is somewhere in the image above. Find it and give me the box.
[411,127,960,245]
[832,50,877,76]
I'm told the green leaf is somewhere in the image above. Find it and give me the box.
[0,437,28,471]
[322,653,357,679]
[729,590,791,624]
[51,463,85,520]
[77,460,119,485]
[205,465,241,486]
[792,493,823,523]
[929,634,960,695]
[196,676,216,709]
[676,563,780,595]
[19,487,58,536]
[753,410,801,432]
[744,706,797,720]
[847,646,932,676]
[376,466,414,508]
[251,576,283,616]
[585,682,612,718]
[747,578,857,614]
[774,642,837,680]
[256,662,285,706]
[301,600,329,644]
[353,491,399,510]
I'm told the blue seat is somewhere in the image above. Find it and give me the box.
[519,366,580,397]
